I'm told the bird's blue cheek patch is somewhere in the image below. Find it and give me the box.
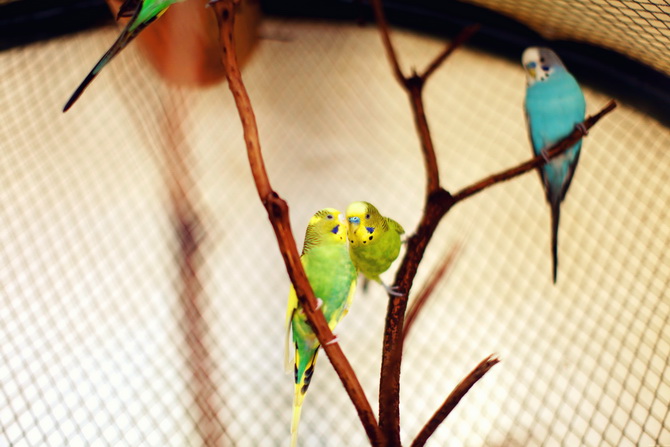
[366,227,375,234]
[331,224,340,234]
[542,65,550,72]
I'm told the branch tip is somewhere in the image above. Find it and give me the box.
[410,355,500,447]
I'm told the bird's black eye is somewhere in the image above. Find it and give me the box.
[327,214,334,220]
[540,57,545,63]
[365,214,370,219]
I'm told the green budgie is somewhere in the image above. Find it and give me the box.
[346,201,405,295]
[63,0,185,112]
[284,208,357,447]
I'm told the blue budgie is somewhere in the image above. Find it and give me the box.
[522,47,586,283]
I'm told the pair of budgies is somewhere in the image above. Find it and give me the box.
[522,47,586,283]
[63,0,185,112]
[285,202,404,447]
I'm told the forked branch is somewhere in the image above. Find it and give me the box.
[209,1,382,445]
[372,1,616,445]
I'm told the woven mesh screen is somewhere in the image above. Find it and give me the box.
[1,9,669,447]
[463,0,670,76]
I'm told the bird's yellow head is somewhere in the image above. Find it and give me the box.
[346,201,382,247]
[303,208,346,253]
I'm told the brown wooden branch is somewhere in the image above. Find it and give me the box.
[370,0,479,209]
[372,1,479,442]
[420,24,481,80]
[451,99,617,204]
[372,0,617,443]
[377,99,616,444]
[209,1,383,445]
[402,243,461,342]
[410,355,500,447]
[369,0,405,86]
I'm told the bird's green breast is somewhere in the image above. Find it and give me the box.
[293,244,355,342]
[350,228,401,281]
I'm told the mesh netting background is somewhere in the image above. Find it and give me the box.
[1,4,669,447]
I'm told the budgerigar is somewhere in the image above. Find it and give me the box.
[346,201,405,295]
[63,0,185,112]
[284,208,357,447]
[522,47,586,283]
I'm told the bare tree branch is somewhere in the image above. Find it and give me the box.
[420,24,481,80]
[371,1,480,442]
[403,243,461,342]
[371,0,480,198]
[371,1,617,445]
[452,99,618,204]
[209,1,383,445]
[369,0,405,86]
[410,355,500,447]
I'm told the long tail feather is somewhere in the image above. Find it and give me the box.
[63,30,134,112]
[290,349,319,447]
[290,384,305,447]
[63,0,157,113]
[550,199,561,284]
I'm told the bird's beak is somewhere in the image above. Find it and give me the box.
[528,67,536,79]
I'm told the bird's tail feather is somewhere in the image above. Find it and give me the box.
[550,199,560,284]
[290,348,319,447]
[63,30,131,112]
[290,384,306,447]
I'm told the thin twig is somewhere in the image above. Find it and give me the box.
[410,355,500,447]
[403,243,461,342]
[371,0,480,199]
[369,0,405,85]
[420,24,481,80]
[209,1,383,445]
[452,99,618,204]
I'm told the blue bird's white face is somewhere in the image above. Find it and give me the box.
[522,47,566,85]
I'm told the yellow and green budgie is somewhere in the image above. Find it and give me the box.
[284,208,357,447]
[346,201,405,295]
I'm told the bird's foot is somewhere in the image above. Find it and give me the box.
[575,122,588,136]
[325,335,339,346]
[540,148,551,162]
[383,282,403,297]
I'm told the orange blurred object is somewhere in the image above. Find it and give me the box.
[104,0,260,86]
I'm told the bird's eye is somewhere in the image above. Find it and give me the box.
[365,214,370,219]
[327,214,334,220]
[540,57,545,63]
